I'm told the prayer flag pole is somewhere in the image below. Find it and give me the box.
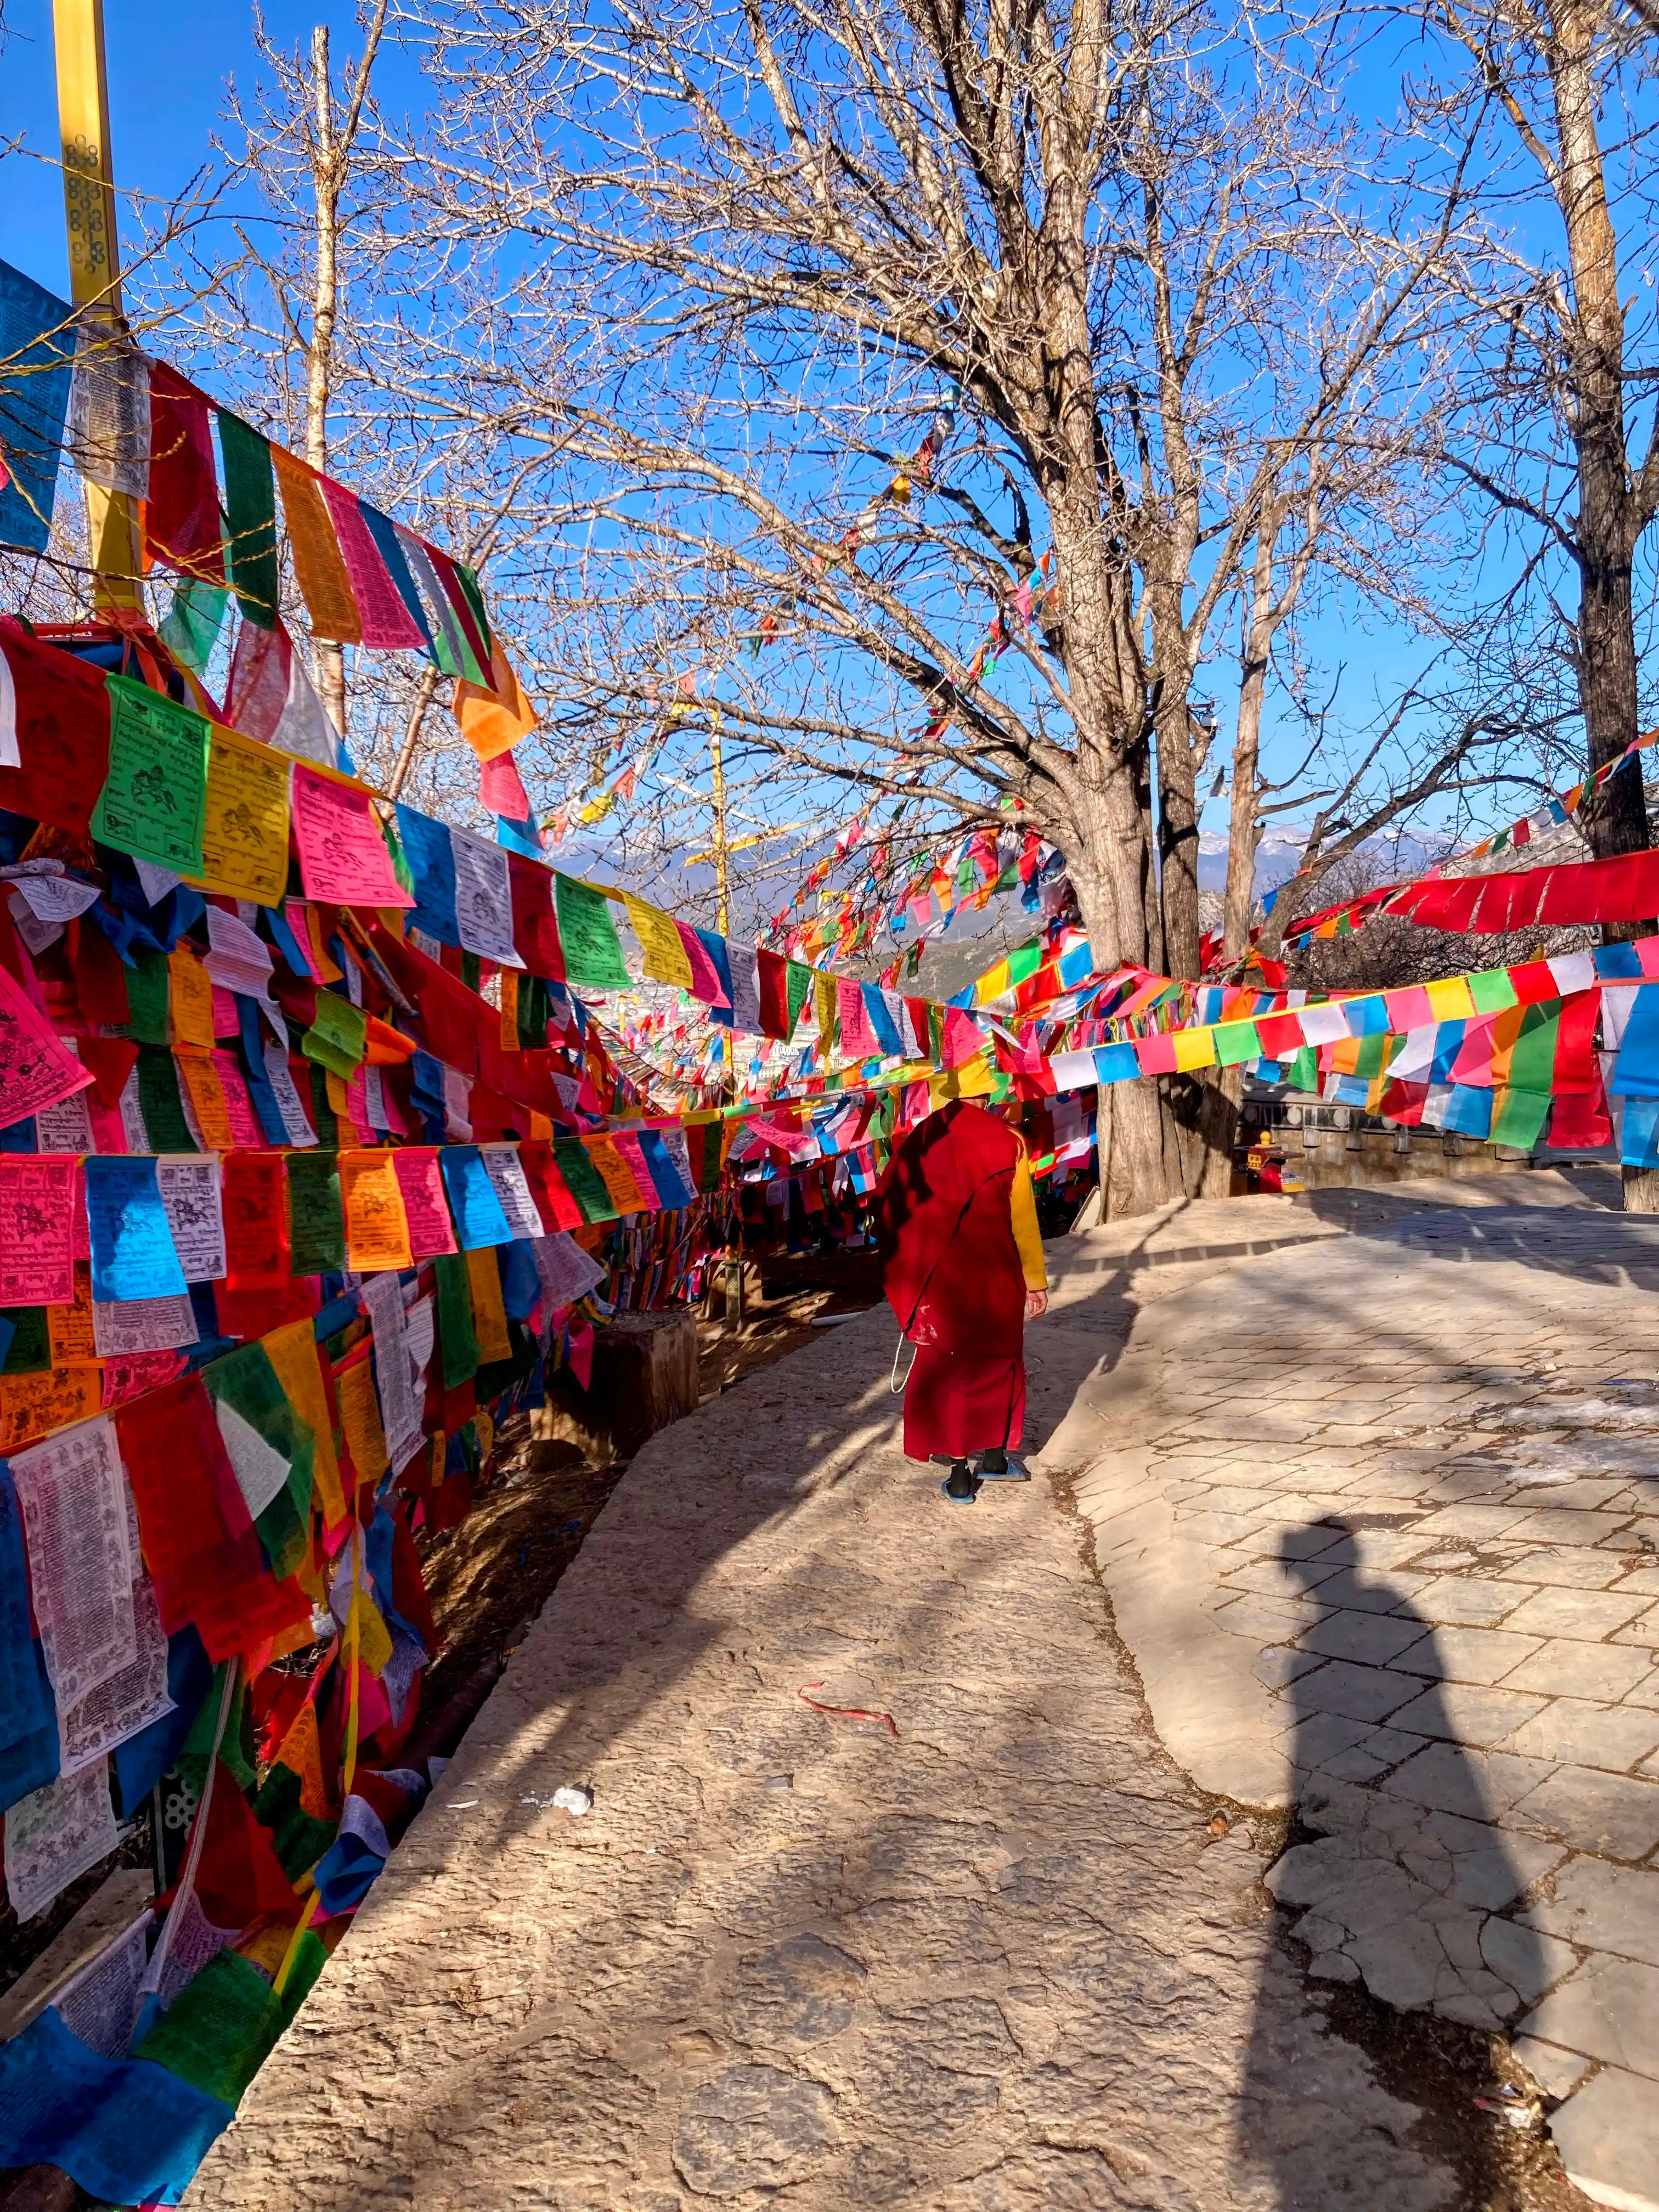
[52,0,143,612]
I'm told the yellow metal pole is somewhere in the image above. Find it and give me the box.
[710,722,730,936]
[709,723,743,1319]
[52,0,143,611]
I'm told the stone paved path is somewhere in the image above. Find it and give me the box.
[187,1205,1517,2212]
[1035,1172,1659,2210]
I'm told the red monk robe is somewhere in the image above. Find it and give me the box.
[874,1099,1048,1463]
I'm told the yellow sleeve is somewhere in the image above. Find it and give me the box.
[1009,1153,1047,1291]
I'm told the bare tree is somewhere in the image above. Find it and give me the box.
[1400,0,1659,1199]
[379,0,1496,1211]
[1407,0,1659,853]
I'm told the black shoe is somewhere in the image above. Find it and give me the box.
[974,1451,1029,1481]
[940,1462,980,1504]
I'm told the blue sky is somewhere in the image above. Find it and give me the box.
[1,2,366,295]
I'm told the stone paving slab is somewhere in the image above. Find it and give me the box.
[1033,1178,1659,2211]
[190,1268,1487,2211]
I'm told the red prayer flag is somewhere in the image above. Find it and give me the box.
[144,364,224,581]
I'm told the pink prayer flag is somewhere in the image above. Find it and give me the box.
[0,966,95,1125]
[211,1049,266,1147]
[940,1005,984,1069]
[611,1131,661,1210]
[317,479,426,650]
[567,1316,594,1390]
[291,766,413,908]
[1133,1031,1180,1076]
[391,1148,458,1259]
[837,977,876,1057]
[479,747,532,819]
[675,921,725,1006]
[211,986,240,1040]
[1383,985,1434,1033]
[0,1154,77,1304]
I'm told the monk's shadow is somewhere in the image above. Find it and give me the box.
[1240,1520,1563,2202]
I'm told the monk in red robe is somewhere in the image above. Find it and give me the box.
[875,1099,1048,1503]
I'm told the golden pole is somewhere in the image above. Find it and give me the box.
[52,0,143,611]
[709,723,743,1322]
[710,720,730,936]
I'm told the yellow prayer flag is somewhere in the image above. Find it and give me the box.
[1171,1026,1218,1073]
[177,1051,235,1152]
[1424,975,1476,1020]
[0,1367,100,1453]
[168,946,216,1050]
[190,724,292,907]
[264,1317,345,1528]
[815,972,837,1045]
[340,1151,413,1272]
[337,1354,389,1487]
[464,1245,512,1362]
[623,893,695,989]
[499,968,519,1051]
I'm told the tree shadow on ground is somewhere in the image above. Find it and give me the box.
[1242,1523,1576,2212]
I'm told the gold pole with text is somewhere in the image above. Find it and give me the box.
[53,0,143,611]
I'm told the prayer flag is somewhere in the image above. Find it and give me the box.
[216,409,279,627]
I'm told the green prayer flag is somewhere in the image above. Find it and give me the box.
[216,409,279,628]
[133,1946,286,2107]
[460,950,482,995]
[250,1758,336,1882]
[517,972,549,1050]
[286,1152,345,1274]
[434,1251,480,1389]
[1,1307,50,1374]
[1491,1085,1551,1149]
[121,948,170,1047]
[785,960,813,1037]
[1214,1019,1261,1068]
[1286,1045,1318,1092]
[136,1046,198,1153]
[1469,967,1521,1015]
[1008,944,1044,985]
[554,876,631,989]
[1509,1001,1560,1093]
[202,1342,316,1583]
[308,1064,337,1149]
[94,674,209,874]
[302,992,368,1076]
[552,1137,619,1222]
[1353,1031,1389,1081]
[158,578,228,677]
[454,559,494,658]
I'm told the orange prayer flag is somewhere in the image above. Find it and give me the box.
[272,448,363,646]
[454,640,537,763]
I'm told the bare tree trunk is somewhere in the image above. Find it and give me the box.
[1542,2,1655,1210]
[1156,687,1203,981]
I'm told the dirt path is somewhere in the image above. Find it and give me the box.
[189,1263,1497,2211]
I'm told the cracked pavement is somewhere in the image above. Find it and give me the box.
[1040,1170,1659,2211]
